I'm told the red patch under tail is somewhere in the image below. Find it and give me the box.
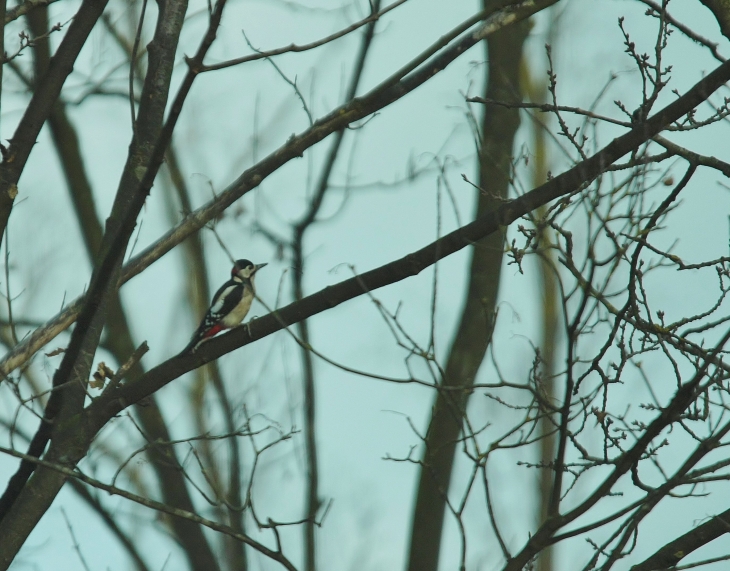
[202,324,225,338]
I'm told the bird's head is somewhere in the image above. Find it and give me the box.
[232,259,267,281]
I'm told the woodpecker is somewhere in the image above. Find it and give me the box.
[183,259,267,353]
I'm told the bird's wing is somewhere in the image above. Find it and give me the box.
[181,280,245,354]
[208,281,244,319]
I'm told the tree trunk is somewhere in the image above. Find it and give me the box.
[405,8,529,570]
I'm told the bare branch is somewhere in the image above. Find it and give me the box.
[0,445,299,571]
[197,0,409,72]
[0,0,558,380]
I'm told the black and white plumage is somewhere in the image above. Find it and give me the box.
[183,259,267,353]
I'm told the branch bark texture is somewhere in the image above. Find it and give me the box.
[701,0,730,39]
[631,508,730,571]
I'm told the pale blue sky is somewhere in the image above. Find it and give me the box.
[2,0,730,569]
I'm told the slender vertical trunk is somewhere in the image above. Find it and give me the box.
[526,74,559,571]
[164,147,247,571]
[290,9,381,569]
[406,8,530,571]
[292,246,319,571]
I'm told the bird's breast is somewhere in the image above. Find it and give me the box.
[221,289,254,327]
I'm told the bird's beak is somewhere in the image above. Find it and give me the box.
[253,263,268,274]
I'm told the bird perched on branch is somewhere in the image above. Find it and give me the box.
[183,259,267,353]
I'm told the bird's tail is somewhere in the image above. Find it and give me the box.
[180,323,225,355]
[180,327,205,355]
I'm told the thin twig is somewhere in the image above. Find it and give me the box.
[61,507,92,571]
[0,445,298,571]
[198,0,409,72]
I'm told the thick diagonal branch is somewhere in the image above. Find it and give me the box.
[0,0,109,245]
[90,54,730,428]
[0,0,192,563]
[631,508,730,571]
[0,0,558,381]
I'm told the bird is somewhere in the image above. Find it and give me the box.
[182,259,267,353]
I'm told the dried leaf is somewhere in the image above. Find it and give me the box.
[90,371,105,389]
[90,362,116,389]
[98,362,115,379]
